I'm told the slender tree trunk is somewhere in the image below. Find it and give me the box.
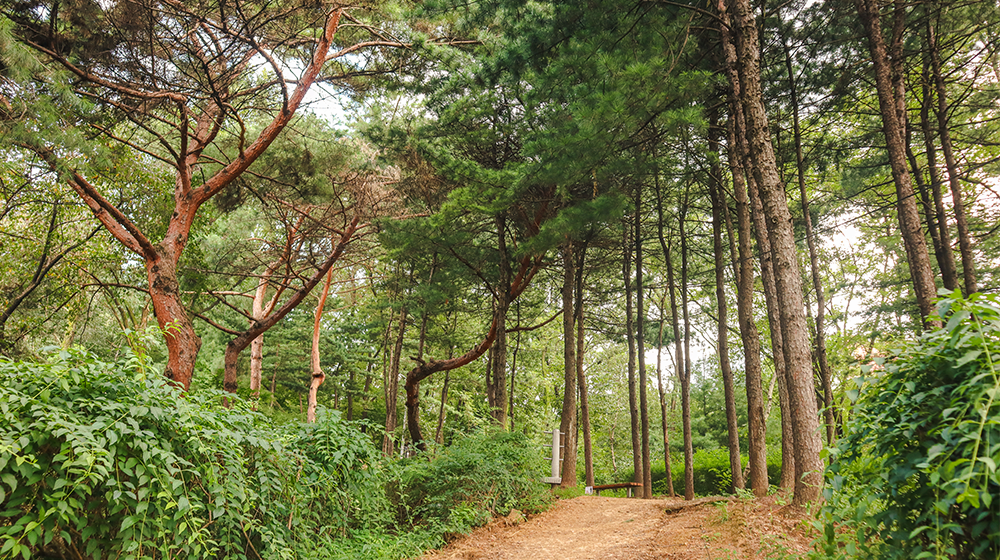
[725,0,794,491]
[917,61,958,291]
[708,118,744,491]
[635,187,653,499]
[928,19,977,295]
[721,83,768,495]
[223,219,362,398]
[307,267,334,423]
[624,219,643,491]
[783,40,835,446]
[730,0,824,505]
[384,304,407,455]
[510,302,521,431]
[436,371,450,445]
[488,213,511,425]
[750,167,795,490]
[575,245,594,489]
[663,193,694,501]
[655,293,675,498]
[560,241,579,489]
[856,0,941,326]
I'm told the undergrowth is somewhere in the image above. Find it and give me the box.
[0,349,550,559]
[811,290,1000,560]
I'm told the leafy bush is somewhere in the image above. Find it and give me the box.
[816,291,1000,560]
[637,447,782,496]
[392,430,551,535]
[0,348,386,559]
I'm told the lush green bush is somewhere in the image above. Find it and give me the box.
[816,291,1000,560]
[0,348,386,559]
[392,430,552,533]
[625,446,782,496]
[0,349,553,559]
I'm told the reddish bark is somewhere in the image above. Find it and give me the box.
[33,9,346,390]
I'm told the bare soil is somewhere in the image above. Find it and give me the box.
[421,495,814,560]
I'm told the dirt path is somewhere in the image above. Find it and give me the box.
[421,495,812,560]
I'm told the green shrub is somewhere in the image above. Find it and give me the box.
[0,348,385,559]
[392,430,551,535]
[816,291,1000,560]
[634,447,782,496]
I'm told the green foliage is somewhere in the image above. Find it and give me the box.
[392,430,552,533]
[0,349,386,559]
[630,447,782,497]
[815,291,1000,560]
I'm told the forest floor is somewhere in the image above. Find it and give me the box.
[421,494,816,560]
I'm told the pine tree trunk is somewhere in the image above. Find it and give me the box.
[783,40,835,446]
[575,245,594,489]
[666,194,694,501]
[623,219,643,490]
[655,296,675,498]
[916,62,958,291]
[488,214,511,425]
[719,0,775,494]
[307,268,334,423]
[635,189,652,499]
[384,305,407,456]
[559,242,579,488]
[856,0,941,326]
[708,119,745,491]
[147,247,201,390]
[730,0,824,506]
[928,19,977,295]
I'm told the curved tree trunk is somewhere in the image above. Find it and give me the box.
[307,267,335,423]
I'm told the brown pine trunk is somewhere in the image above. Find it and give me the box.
[707,118,745,491]
[856,0,941,327]
[307,267,334,423]
[917,61,958,291]
[52,11,345,391]
[928,19,977,295]
[724,0,794,491]
[223,219,361,398]
[655,294,675,498]
[147,247,202,390]
[719,52,768,494]
[624,219,643,491]
[749,167,794,490]
[575,244,595,489]
[384,304,407,456]
[559,242,579,489]
[654,165,678,499]
[635,188,652,499]
[730,0,824,506]
[488,214,511,425]
[664,193,694,501]
[783,39,835,446]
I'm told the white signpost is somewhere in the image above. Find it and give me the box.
[541,428,562,485]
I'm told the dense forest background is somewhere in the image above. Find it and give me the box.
[1,0,999,558]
